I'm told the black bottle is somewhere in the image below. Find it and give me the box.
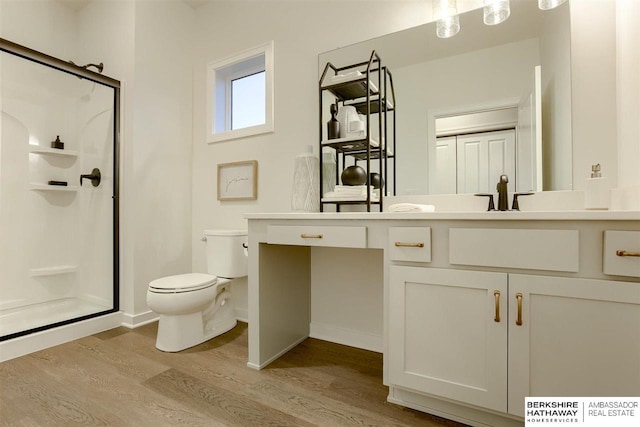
[327,103,340,139]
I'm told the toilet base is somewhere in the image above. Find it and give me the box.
[154,281,237,352]
[155,314,237,352]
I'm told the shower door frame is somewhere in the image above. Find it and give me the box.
[0,38,120,341]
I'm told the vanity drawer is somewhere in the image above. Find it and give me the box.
[389,227,431,262]
[603,231,640,278]
[449,228,579,272]
[266,225,367,248]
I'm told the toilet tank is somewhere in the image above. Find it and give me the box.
[204,229,248,278]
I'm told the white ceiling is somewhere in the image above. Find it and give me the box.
[55,0,210,12]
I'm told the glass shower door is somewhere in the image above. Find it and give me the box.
[0,40,119,340]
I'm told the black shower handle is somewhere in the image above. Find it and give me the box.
[80,168,101,187]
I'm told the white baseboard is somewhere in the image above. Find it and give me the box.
[388,387,523,427]
[120,310,158,329]
[0,312,122,362]
[234,307,248,323]
[246,334,307,370]
[309,322,382,353]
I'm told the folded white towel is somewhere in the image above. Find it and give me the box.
[322,194,380,202]
[323,187,379,202]
[388,203,435,213]
[334,189,367,195]
[334,185,370,192]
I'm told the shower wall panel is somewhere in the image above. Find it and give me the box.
[0,46,117,338]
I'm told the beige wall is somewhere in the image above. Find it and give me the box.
[129,0,194,315]
[190,1,428,317]
[616,0,640,208]
[570,0,618,191]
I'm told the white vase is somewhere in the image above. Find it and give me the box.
[322,152,336,196]
[336,105,362,138]
[292,146,320,212]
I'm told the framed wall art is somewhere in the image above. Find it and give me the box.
[217,160,258,201]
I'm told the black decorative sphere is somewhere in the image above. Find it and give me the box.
[369,172,384,189]
[341,165,367,186]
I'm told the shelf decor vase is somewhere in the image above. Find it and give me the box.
[341,165,367,186]
[292,145,320,212]
[322,152,336,196]
[327,103,340,139]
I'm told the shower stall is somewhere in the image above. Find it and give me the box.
[0,39,119,347]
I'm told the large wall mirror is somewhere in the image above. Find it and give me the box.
[319,0,572,196]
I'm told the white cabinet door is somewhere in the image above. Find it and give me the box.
[433,136,457,194]
[389,266,508,412]
[456,129,516,194]
[508,274,640,417]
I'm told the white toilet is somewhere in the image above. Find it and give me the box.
[146,229,248,352]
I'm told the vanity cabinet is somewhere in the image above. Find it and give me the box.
[389,267,640,418]
[247,214,640,427]
[389,266,508,412]
[508,274,640,417]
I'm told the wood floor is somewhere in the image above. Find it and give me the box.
[0,322,468,426]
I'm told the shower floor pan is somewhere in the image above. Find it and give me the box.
[0,297,110,338]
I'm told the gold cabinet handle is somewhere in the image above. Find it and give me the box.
[300,233,323,239]
[616,250,640,257]
[394,242,425,248]
[494,290,501,323]
[515,293,523,326]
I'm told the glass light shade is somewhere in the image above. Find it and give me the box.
[538,0,567,10]
[484,0,510,26]
[436,15,460,38]
[433,0,457,20]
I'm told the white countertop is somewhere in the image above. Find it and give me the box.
[245,210,640,221]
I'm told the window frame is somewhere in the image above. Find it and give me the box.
[206,41,274,143]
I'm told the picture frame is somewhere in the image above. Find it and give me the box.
[217,160,258,201]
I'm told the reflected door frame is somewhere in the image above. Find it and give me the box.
[427,97,521,194]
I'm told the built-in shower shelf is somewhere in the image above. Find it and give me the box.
[29,146,78,157]
[29,265,78,277]
[30,183,79,192]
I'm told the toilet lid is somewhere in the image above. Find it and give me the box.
[149,273,217,293]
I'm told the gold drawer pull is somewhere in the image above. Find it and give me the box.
[301,233,323,239]
[515,293,523,326]
[394,242,425,248]
[616,250,640,257]
[494,290,501,323]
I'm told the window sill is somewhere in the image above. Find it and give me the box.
[208,122,274,144]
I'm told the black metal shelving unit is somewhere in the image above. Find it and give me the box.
[319,50,396,212]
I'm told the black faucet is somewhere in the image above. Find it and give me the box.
[476,175,534,211]
[497,174,509,211]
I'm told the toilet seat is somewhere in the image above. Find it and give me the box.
[149,273,217,294]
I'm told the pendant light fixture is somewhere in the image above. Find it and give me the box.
[433,0,460,38]
[483,0,510,26]
[431,0,564,40]
[538,0,567,10]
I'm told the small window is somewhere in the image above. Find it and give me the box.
[207,41,274,143]
[231,71,265,130]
